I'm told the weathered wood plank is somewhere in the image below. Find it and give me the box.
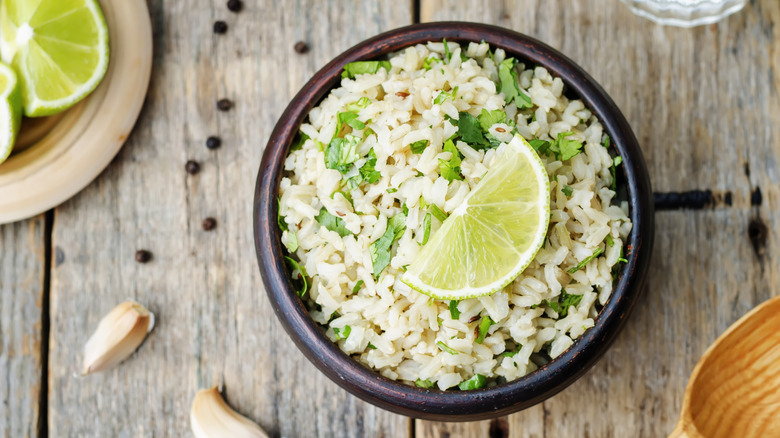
[417,0,780,437]
[47,1,413,437]
[0,216,45,438]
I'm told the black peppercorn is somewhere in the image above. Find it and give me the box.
[226,0,242,12]
[135,250,152,263]
[185,160,201,174]
[202,217,217,231]
[206,136,222,150]
[294,41,309,54]
[217,98,233,111]
[213,21,228,34]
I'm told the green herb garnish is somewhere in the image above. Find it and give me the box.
[341,60,391,79]
[502,350,519,358]
[442,38,452,62]
[369,213,406,277]
[438,139,464,182]
[345,97,371,111]
[611,155,623,191]
[477,108,507,132]
[325,135,360,173]
[283,229,298,252]
[545,289,583,318]
[415,378,435,389]
[449,300,460,320]
[458,374,487,390]
[421,212,432,245]
[456,112,490,148]
[562,185,573,196]
[367,342,377,350]
[433,86,458,105]
[550,131,583,161]
[315,208,351,237]
[352,280,364,294]
[333,325,351,340]
[437,341,458,355]
[430,204,448,222]
[476,316,495,344]
[359,148,381,184]
[291,130,310,150]
[410,139,428,154]
[497,58,533,109]
[605,234,614,247]
[284,256,308,297]
[568,247,604,274]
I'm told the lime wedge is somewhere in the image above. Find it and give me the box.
[402,136,551,300]
[0,0,109,117]
[0,62,22,164]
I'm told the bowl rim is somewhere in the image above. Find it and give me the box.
[254,21,654,421]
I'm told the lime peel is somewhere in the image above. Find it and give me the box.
[0,62,22,164]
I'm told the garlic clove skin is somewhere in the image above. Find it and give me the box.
[191,386,268,438]
[82,301,152,375]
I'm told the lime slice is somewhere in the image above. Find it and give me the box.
[0,0,109,117]
[0,62,22,164]
[402,136,551,300]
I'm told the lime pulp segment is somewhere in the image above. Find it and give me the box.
[0,62,22,164]
[402,136,551,300]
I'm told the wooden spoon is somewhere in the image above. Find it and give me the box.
[670,295,780,437]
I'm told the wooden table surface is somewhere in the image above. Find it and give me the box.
[2,0,778,436]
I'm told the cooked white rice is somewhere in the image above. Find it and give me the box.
[279,41,632,389]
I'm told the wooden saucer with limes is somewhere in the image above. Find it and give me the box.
[0,0,152,224]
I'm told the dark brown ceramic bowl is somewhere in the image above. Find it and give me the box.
[254,22,653,421]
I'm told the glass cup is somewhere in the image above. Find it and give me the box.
[620,0,749,27]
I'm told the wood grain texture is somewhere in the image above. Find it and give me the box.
[418,0,780,437]
[0,216,45,438]
[47,1,412,437]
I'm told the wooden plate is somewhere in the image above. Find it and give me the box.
[0,0,153,224]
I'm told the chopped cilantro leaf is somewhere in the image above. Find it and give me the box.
[442,38,452,62]
[603,134,611,149]
[422,54,439,70]
[476,316,495,344]
[277,197,287,232]
[562,185,573,196]
[315,208,352,237]
[528,139,550,154]
[369,213,406,277]
[430,204,448,222]
[333,325,351,340]
[477,108,507,132]
[283,229,298,252]
[502,350,519,358]
[437,341,458,355]
[352,280,364,294]
[284,256,308,297]
[359,148,381,184]
[458,374,486,390]
[457,112,490,148]
[291,131,310,150]
[341,60,391,79]
[336,111,365,136]
[410,139,429,154]
[433,86,458,105]
[551,132,583,161]
[325,135,360,173]
[611,155,624,190]
[605,234,614,247]
[567,247,604,274]
[386,188,398,194]
[498,58,533,109]
[345,97,371,111]
[449,300,460,320]
[367,342,377,350]
[421,212,432,245]
[439,139,464,182]
[415,378,435,389]
[402,203,409,216]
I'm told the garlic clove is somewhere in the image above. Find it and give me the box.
[190,386,268,438]
[82,301,152,375]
